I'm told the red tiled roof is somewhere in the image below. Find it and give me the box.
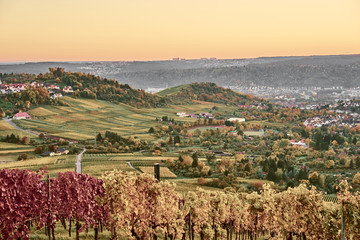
[13,112,31,118]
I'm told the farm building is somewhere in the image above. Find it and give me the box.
[56,148,69,155]
[41,151,55,157]
[13,112,31,120]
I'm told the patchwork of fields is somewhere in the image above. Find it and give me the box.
[11,97,237,142]
[0,96,254,192]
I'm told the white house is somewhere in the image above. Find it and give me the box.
[62,86,74,93]
[177,112,188,117]
[50,93,63,99]
[228,118,245,123]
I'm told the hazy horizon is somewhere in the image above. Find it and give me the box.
[1,0,359,62]
[1,53,360,64]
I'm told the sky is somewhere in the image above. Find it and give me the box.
[0,0,359,62]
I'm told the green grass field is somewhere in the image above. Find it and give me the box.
[156,84,188,96]
[10,96,240,142]
[0,142,34,151]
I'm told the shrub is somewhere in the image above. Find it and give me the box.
[18,153,28,160]
[197,177,208,185]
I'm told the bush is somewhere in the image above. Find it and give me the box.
[197,177,208,185]
[18,153,28,160]
[353,173,360,185]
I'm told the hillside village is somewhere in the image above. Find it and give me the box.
[0,80,73,98]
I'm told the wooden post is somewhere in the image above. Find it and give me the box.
[154,163,160,181]
[94,131,97,148]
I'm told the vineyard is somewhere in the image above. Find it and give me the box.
[1,168,360,240]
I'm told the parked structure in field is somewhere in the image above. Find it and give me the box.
[56,148,69,155]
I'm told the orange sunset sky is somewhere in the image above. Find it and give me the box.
[0,0,359,62]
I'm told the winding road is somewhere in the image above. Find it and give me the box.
[3,118,39,136]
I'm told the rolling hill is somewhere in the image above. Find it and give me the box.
[158,82,268,106]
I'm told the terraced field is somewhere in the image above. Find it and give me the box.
[12,96,239,142]
[0,142,34,150]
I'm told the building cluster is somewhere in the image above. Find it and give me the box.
[41,148,69,157]
[238,104,269,110]
[0,83,29,94]
[304,115,359,128]
[0,81,73,99]
[176,112,214,119]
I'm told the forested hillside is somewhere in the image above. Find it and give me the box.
[0,68,167,115]
[158,82,269,106]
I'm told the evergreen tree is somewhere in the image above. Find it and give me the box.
[266,169,277,182]
[174,135,181,144]
[192,153,199,168]
[96,133,103,142]
[148,127,155,133]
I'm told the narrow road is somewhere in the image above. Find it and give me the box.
[3,118,78,143]
[126,161,135,169]
[76,148,87,174]
[3,118,39,136]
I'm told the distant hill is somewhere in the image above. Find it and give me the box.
[158,82,268,106]
[1,54,359,89]
[0,69,167,115]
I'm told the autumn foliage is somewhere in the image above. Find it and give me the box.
[2,169,360,239]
